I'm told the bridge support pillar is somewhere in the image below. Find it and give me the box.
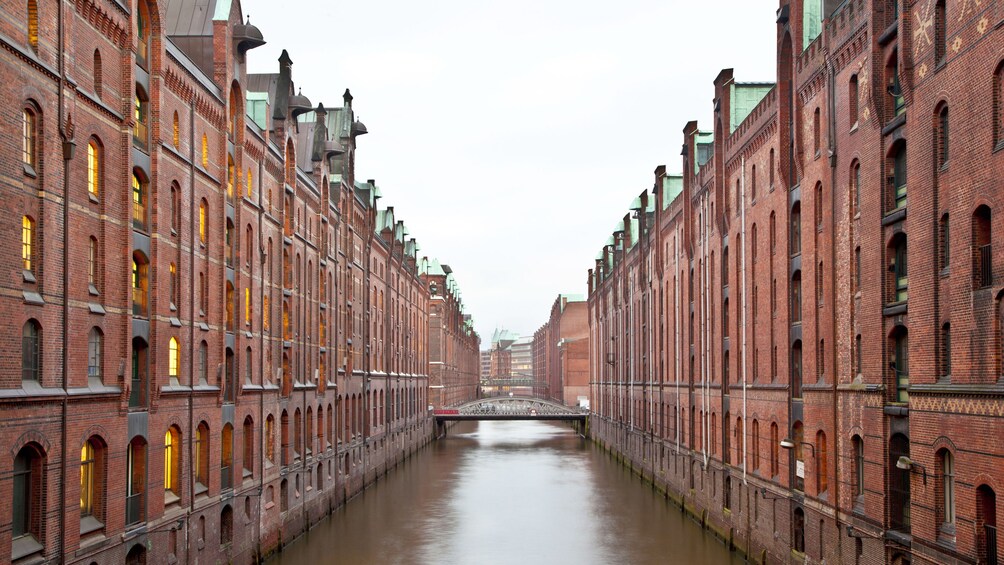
[435,419,446,439]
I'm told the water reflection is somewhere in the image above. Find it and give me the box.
[271,421,738,565]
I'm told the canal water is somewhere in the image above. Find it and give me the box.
[270,420,739,565]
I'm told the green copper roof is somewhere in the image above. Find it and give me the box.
[695,131,714,174]
[247,92,268,130]
[730,83,774,133]
[663,175,683,210]
[803,0,822,49]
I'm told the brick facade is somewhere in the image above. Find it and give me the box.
[587,1,1004,563]
[533,294,589,407]
[0,0,479,563]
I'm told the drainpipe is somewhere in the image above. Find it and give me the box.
[257,155,265,558]
[826,56,843,563]
[741,156,748,485]
[188,102,197,525]
[58,0,72,555]
[702,194,710,468]
[675,233,681,455]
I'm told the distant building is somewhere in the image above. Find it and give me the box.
[488,327,519,378]
[480,350,492,380]
[510,336,534,380]
[533,294,588,406]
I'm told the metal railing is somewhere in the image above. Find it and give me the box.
[986,524,998,565]
[125,492,144,526]
[978,245,993,288]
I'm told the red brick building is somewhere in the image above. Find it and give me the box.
[588,1,1004,563]
[422,258,481,409]
[0,0,479,563]
[533,294,589,407]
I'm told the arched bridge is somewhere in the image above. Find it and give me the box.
[433,397,588,422]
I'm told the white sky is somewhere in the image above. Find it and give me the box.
[244,0,779,344]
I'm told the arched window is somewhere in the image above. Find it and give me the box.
[130,337,148,408]
[941,322,951,380]
[294,408,302,459]
[225,218,235,267]
[22,104,38,170]
[199,199,208,244]
[220,505,233,546]
[816,430,828,494]
[242,416,254,478]
[770,422,779,477]
[936,448,955,528]
[88,237,99,292]
[80,436,105,526]
[133,86,149,150]
[87,327,102,382]
[974,205,993,288]
[132,170,147,231]
[889,233,908,303]
[13,443,45,551]
[976,485,997,563]
[168,337,179,381]
[852,435,865,501]
[22,215,35,273]
[198,340,208,385]
[221,423,233,491]
[792,340,803,398]
[887,49,905,120]
[226,155,235,198]
[790,201,802,255]
[22,319,41,382]
[889,433,911,532]
[938,105,949,168]
[793,507,805,553]
[934,0,946,65]
[164,426,181,499]
[195,422,209,490]
[135,0,149,68]
[996,62,1004,146]
[769,147,775,188]
[168,262,178,308]
[201,134,209,168]
[888,140,907,211]
[791,271,803,323]
[87,139,101,198]
[849,75,859,126]
[132,252,149,317]
[306,406,314,455]
[265,414,275,464]
[244,287,251,327]
[813,107,821,155]
[263,295,270,332]
[280,410,289,466]
[285,138,295,185]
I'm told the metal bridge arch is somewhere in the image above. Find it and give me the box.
[449,397,584,417]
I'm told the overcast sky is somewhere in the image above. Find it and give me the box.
[244,0,778,344]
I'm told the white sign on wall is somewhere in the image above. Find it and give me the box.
[796,460,805,478]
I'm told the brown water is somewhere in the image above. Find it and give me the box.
[270,420,739,565]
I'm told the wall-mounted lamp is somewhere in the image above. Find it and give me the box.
[606,353,616,366]
[895,455,927,485]
[780,438,815,456]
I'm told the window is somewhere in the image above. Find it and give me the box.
[940,214,950,271]
[164,426,181,499]
[887,51,905,119]
[22,215,34,273]
[245,287,252,327]
[263,295,270,332]
[941,322,951,380]
[792,340,803,398]
[13,443,44,553]
[294,408,302,459]
[195,422,209,490]
[225,282,235,331]
[221,424,233,491]
[199,199,208,244]
[87,140,101,198]
[220,505,233,546]
[849,75,859,126]
[889,434,911,532]
[814,183,823,230]
[201,134,209,168]
[172,111,179,148]
[280,410,289,466]
[168,337,180,381]
[852,161,861,214]
[170,183,180,233]
[935,1,946,66]
[27,0,38,52]
[813,107,821,155]
[132,252,149,317]
[769,148,775,188]
[937,448,955,528]
[790,202,801,255]
[87,327,102,382]
[243,416,254,479]
[771,419,779,477]
[793,421,805,491]
[198,341,208,384]
[265,414,275,464]
[852,435,865,502]
[996,63,1004,146]
[890,235,908,303]
[130,338,148,408]
[247,168,253,198]
[22,319,40,382]
[891,326,909,402]
[855,334,863,377]
[816,430,828,494]
[133,86,149,150]
[135,0,149,68]
[132,171,147,231]
[938,105,949,167]
[227,155,235,198]
[88,237,99,292]
[125,438,146,525]
[752,420,760,472]
[793,508,805,554]
[973,205,993,288]
[751,164,757,200]
[791,271,802,323]
[22,106,37,169]
[169,262,177,308]
[80,437,104,525]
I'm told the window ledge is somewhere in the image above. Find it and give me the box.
[883,302,908,317]
[11,535,43,561]
[79,515,104,536]
[882,207,907,226]
[882,113,907,136]
[849,122,859,134]
[878,20,899,46]
[23,163,37,178]
[194,482,208,496]
[23,270,36,284]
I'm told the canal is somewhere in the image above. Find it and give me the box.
[270,420,740,564]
